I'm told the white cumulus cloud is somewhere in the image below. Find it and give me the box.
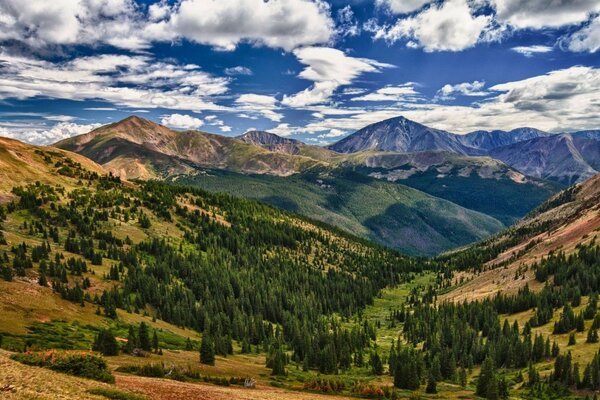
[282,47,393,107]
[371,0,491,52]
[491,0,600,29]
[161,114,204,130]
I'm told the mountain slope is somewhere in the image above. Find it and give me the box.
[328,116,475,155]
[56,116,326,178]
[238,130,337,161]
[457,127,549,151]
[0,136,105,196]
[342,150,561,224]
[490,133,600,185]
[441,172,600,302]
[174,168,505,256]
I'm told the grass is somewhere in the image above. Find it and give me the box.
[88,388,148,400]
[174,169,503,256]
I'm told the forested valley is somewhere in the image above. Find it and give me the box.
[1,147,600,400]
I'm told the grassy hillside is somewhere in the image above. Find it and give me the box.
[343,151,561,225]
[1,137,599,400]
[440,173,600,303]
[0,137,105,195]
[174,168,504,256]
[56,116,326,178]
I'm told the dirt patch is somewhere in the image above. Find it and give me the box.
[115,374,352,400]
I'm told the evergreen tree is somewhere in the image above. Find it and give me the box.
[138,322,151,351]
[477,356,494,398]
[152,330,159,353]
[92,329,119,356]
[426,370,437,394]
[459,367,468,388]
[126,326,138,353]
[200,335,215,365]
[370,350,383,375]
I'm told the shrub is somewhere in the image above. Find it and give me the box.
[11,351,114,383]
[87,388,147,400]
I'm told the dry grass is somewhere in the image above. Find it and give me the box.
[0,349,117,399]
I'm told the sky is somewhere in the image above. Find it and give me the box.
[0,0,599,145]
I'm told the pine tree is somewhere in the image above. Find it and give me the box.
[426,370,437,394]
[126,326,138,353]
[200,335,215,365]
[138,322,151,351]
[569,332,577,346]
[587,328,599,343]
[477,356,494,398]
[370,350,383,375]
[38,270,47,287]
[152,330,159,353]
[92,329,119,356]
[459,367,468,388]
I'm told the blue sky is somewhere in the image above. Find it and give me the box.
[0,0,599,145]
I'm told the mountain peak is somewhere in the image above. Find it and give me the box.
[328,115,473,155]
[237,130,299,146]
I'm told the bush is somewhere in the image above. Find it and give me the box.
[87,388,147,400]
[11,351,115,383]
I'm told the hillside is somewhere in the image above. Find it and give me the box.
[56,116,326,178]
[0,144,431,398]
[54,117,518,255]
[237,130,337,161]
[0,137,105,196]
[456,127,549,152]
[490,133,600,185]
[2,136,600,400]
[441,173,600,303]
[341,150,561,224]
[174,167,505,256]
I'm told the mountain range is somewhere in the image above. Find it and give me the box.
[52,115,582,255]
[330,116,600,185]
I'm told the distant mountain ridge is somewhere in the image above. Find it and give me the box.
[457,127,549,151]
[490,133,600,185]
[327,115,600,184]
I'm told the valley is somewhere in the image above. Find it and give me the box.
[0,115,599,400]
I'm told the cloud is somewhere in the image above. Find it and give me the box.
[84,107,117,111]
[336,5,360,37]
[351,83,420,102]
[436,81,488,100]
[235,94,282,122]
[290,66,600,140]
[282,47,393,107]
[0,121,100,144]
[375,0,432,14]
[0,53,228,112]
[511,45,553,57]
[224,66,253,76]
[160,113,204,130]
[0,0,335,52]
[371,0,491,52]
[561,16,600,53]
[269,123,293,137]
[44,115,77,122]
[491,0,600,29]
[156,0,334,52]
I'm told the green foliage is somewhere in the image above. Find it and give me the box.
[200,335,215,366]
[92,329,119,356]
[87,388,147,400]
[11,351,114,383]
